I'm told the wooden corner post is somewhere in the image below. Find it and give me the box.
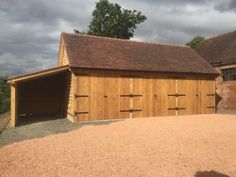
[10,83,18,127]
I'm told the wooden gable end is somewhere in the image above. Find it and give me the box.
[58,37,69,66]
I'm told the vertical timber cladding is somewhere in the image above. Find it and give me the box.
[163,79,177,116]
[89,75,120,120]
[141,78,176,117]
[75,72,216,122]
[120,77,180,118]
[171,79,215,115]
[75,74,121,121]
[177,79,198,115]
[75,74,90,121]
[75,74,145,121]
[198,80,215,114]
[120,76,143,118]
[142,77,155,117]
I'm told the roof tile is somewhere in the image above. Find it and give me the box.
[62,32,218,75]
[196,30,236,66]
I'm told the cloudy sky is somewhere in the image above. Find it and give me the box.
[1,0,236,76]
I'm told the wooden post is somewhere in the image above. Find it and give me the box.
[10,84,18,127]
[213,80,216,114]
[175,79,178,116]
[130,78,133,119]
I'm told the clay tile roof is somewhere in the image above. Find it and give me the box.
[62,32,218,75]
[196,30,236,66]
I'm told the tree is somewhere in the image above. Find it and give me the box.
[0,76,10,114]
[83,0,147,39]
[186,36,205,49]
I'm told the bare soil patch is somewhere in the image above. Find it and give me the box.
[0,114,236,177]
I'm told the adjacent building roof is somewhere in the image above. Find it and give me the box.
[62,32,218,75]
[196,30,236,66]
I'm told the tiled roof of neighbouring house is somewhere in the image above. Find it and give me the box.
[196,30,236,66]
[62,32,218,75]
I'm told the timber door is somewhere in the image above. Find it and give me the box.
[120,77,143,118]
[132,78,143,118]
[75,75,90,121]
[142,78,176,117]
[198,80,215,114]
[76,74,121,121]
[164,79,177,116]
[142,78,155,117]
[142,78,162,117]
[153,78,162,116]
[91,75,122,120]
[120,77,131,118]
[178,79,198,115]
[90,75,105,120]
[75,74,215,122]
[103,76,120,119]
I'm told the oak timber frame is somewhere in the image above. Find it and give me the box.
[8,66,69,127]
[70,68,216,123]
[8,66,216,127]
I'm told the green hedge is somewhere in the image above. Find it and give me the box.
[0,76,10,114]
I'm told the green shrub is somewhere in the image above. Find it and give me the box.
[186,36,205,49]
[0,76,10,114]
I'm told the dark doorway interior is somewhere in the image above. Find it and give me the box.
[16,71,70,126]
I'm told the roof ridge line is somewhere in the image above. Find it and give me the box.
[61,32,189,48]
[206,29,236,40]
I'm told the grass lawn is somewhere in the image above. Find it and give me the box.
[0,114,236,177]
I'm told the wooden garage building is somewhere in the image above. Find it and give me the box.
[8,33,218,127]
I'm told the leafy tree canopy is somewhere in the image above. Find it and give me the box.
[0,76,10,114]
[75,0,147,39]
[186,36,205,49]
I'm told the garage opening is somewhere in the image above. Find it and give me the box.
[9,66,70,127]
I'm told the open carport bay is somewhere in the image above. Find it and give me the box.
[17,72,68,117]
[0,114,236,177]
[8,66,70,126]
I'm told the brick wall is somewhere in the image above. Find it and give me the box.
[215,66,236,111]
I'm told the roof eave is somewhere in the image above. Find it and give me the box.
[70,66,220,77]
[8,65,70,84]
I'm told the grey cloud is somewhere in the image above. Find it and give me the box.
[131,1,236,43]
[116,0,213,6]
[0,20,59,76]
[215,0,236,12]
[115,0,221,10]
[0,0,236,76]
[0,0,95,76]
[0,0,92,28]
[0,64,26,76]
[0,52,54,76]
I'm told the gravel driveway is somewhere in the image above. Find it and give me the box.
[0,116,120,148]
[0,114,235,177]
[0,117,79,147]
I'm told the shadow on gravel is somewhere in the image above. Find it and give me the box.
[78,119,124,126]
[0,117,123,148]
[17,115,65,127]
[195,170,230,177]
